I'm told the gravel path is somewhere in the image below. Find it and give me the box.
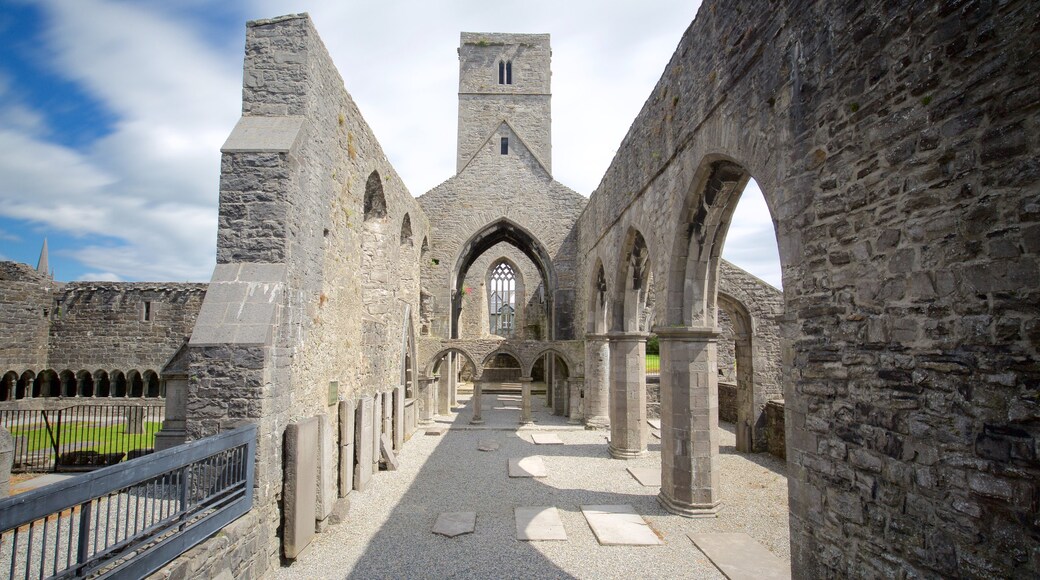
[272,394,789,579]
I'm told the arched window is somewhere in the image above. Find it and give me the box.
[488,262,517,336]
[506,60,512,84]
[498,60,513,85]
[401,213,413,245]
[364,170,386,221]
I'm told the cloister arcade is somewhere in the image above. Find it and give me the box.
[0,368,163,401]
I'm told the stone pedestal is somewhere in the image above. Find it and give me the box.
[608,331,648,459]
[655,326,722,517]
[519,377,534,424]
[568,377,584,424]
[471,381,484,424]
[584,335,610,429]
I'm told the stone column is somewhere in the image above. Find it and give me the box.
[438,365,451,415]
[608,331,648,459]
[656,326,722,517]
[420,378,435,424]
[568,377,584,424]
[471,381,484,424]
[448,353,458,408]
[584,334,610,428]
[519,376,534,424]
[545,354,554,408]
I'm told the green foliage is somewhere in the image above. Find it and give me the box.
[8,421,161,453]
[646,334,660,355]
[849,102,860,113]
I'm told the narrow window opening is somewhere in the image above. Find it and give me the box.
[506,60,512,84]
[498,61,505,84]
[489,262,517,336]
[501,137,509,155]
[143,301,152,322]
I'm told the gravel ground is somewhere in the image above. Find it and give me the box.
[272,394,789,579]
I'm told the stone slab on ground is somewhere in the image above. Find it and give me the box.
[380,433,399,471]
[627,467,661,487]
[432,512,477,538]
[581,505,662,546]
[508,457,547,478]
[689,532,791,580]
[477,439,500,452]
[515,507,567,541]
[284,417,319,559]
[425,427,447,436]
[493,406,521,410]
[531,433,564,445]
[648,419,661,430]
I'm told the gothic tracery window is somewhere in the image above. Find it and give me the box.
[489,262,516,336]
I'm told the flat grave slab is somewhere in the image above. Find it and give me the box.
[477,439,500,452]
[531,433,564,445]
[689,532,791,580]
[432,512,477,538]
[508,457,547,478]
[515,506,567,541]
[425,427,447,436]
[581,505,662,546]
[493,405,521,410]
[627,467,661,487]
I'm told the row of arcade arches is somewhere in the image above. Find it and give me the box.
[0,369,164,401]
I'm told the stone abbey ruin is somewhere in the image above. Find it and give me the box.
[1,3,1038,578]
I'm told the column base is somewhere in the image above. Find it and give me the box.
[657,492,721,518]
[568,417,582,425]
[470,418,485,425]
[585,416,610,430]
[608,444,647,460]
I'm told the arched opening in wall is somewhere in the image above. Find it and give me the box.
[59,370,76,397]
[95,370,111,398]
[487,259,521,337]
[144,371,161,398]
[77,370,94,398]
[529,351,571,415]
[112,371,127,398]
[19,371,36,399]
[128,371,144,398]
[717,292,758,452]
[1,371,17,401]
[400,214,413,246]
[420,236,429,256]
[450,218,555,340]
[363,170,387,221]
[32,370,56,398]
[481,351,522,387]
[654,157,787,519]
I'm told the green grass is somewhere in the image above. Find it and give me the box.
[7,421,162,454]
[646,354,660,374]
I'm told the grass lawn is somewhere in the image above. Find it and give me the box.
[7,421,162,453]
[646,353,660,374]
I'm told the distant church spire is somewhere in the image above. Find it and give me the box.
[36,238,50,278]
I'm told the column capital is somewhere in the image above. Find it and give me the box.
[519,376,533,382]
[651,326,721,340]
[606,330,650,341]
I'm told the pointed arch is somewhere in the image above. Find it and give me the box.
[450,218,556,339]
[586,257,608,334]
[400,213,413,245]
[610,227,653,332]
[363,170,387,221]
[486,256,525,338]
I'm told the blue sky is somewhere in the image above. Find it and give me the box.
[0,0,782,288]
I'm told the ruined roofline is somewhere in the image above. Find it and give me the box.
[246,13,309,28]
[460,32,550,46]
[60,282,209,294]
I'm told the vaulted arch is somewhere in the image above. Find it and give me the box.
[363,170,387,221]
[450,218,556,339]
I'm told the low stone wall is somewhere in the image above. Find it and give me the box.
[718,382,736,423]
[765,400,785,461]
[150,503,277,580]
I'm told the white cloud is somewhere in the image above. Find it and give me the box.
[78,271,122,282]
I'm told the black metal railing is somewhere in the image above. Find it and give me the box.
[0,404,165,473]
[0,424,256,580]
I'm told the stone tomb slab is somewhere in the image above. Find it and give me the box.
[581,505,662,546]
[627,467,661,487]
[425,426,447,436]
[647,419,661,430]
[530,433,564,445]
[477,439,500,452]
[432,512,476,538]
[284,417,319,559]
[689,533,791,580]
[508,457,547,478]
[515,507,567,541]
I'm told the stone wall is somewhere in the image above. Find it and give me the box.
[573,1,1039,577]
[0,263,51,371]
[718,382,737,424]
[766,400,786,461]
[181,13,428,575]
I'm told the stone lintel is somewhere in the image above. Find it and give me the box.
[652,326,721,340]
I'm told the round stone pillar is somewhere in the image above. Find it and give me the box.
[608,331,648,459]
[568,377,584,424]
[471,380,485,424]
[584,334,610,429]
[655,326,722,517]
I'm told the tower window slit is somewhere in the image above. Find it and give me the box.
[501,137,509,155]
